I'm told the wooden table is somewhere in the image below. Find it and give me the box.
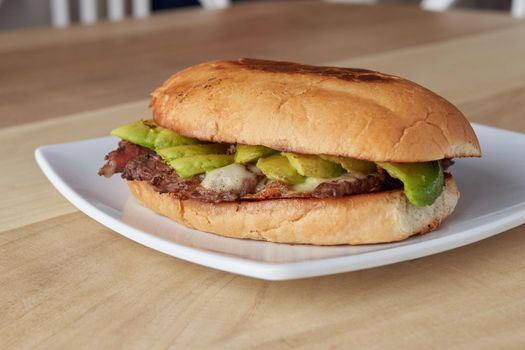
[2,2,524,348]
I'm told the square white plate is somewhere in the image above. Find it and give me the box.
[35,124,525,280]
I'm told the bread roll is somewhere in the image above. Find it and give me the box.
[128,176,459,245]
[151,58,480,162]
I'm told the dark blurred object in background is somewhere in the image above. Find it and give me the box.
[152,0,200,10]
[152,0,249,10]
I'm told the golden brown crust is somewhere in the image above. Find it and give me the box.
[151,58,481,162]
[127,176,459,245]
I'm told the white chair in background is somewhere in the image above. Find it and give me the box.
[50,0,231,28]
[421,0,525,18]
[511,0,525,17]
[199,0,230,10]
[329,0,524,18]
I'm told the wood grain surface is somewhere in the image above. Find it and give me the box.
[1,2,524,349]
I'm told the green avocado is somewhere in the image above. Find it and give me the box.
[111,120,199,150]
[319,155,376,175]
[282,153,346,178]
[256,155,305,184]
[158,144,228,161]
[234,144,278,164]
[152,127,200,149]
[110,120,151,148]
[377,161,444,207]
[169,154,234,178]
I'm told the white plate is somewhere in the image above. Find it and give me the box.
[35,124,525,280]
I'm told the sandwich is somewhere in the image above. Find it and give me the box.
[99,58,481,245]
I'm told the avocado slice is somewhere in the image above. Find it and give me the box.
[111,120,199,150]
[256,155,305,184]
[158,144,228,161]
[320,155,376,175]
[110,120,152,148]
[377,161,444,207]
[282,153,346,178]
[234,144,278,164]
[169,154,234,178]
[152,127,200,149]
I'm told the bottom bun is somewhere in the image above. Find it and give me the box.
[127,176,459,245]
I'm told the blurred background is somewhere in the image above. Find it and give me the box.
[0,0,521,31]
[1,0,523,129]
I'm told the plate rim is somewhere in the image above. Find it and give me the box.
[34,124,525,280]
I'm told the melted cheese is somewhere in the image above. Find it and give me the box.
[201,163,256,192]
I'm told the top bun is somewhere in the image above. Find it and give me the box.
[151,58,480,162]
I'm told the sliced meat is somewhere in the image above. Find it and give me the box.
[122,152,170,182]
[440,158,455,171]
[190,188,243,203]
[241,174,392,201]
[242,181,311,200]
[312,174,386,198]
[121,152,202,195]
[99,142,414,203]
[98,141,150,177]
